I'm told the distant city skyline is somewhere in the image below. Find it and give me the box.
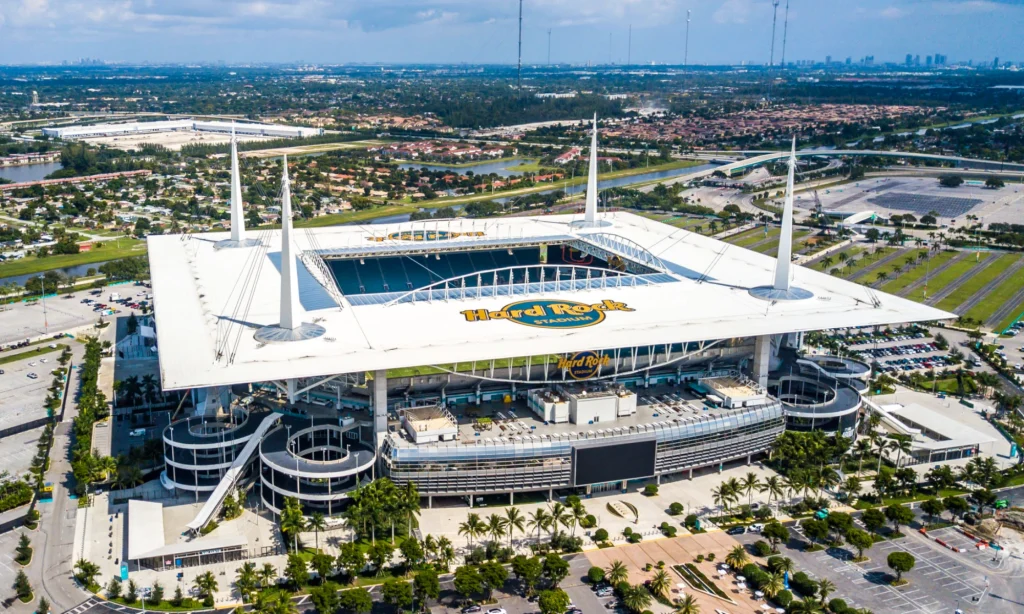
[0,0,1021,67]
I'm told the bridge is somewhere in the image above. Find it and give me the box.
[698,149,1024,177]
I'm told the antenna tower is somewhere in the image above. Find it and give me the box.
[517,0,523,97]
[768,0,781,102]
[547,29,552,65]
[780,0,790,69]
[627,24,632,67]
[684,10,691,67]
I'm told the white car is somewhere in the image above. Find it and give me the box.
[748,523,765,533]
[28,362,36,367]
[486,609,507,614]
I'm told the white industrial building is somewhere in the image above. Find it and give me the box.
[42,119,322,140]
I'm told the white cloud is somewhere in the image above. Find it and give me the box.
[880,6,907,18]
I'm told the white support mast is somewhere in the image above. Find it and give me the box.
[254,155,325,343]
[580,113,604,228]
[772,137,797,291]
[749,136,812,301]
[279,154,301,330]
[229,125,245,243]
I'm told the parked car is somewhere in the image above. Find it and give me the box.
[726,526,746,535]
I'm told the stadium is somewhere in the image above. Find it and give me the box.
[148,123,952,534]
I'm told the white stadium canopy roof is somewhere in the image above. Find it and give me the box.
[148,211,952,390]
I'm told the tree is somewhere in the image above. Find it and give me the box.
[943,496,970,519]
[763,572,784,599]
[107,577,122,600]
[621,584,653,613]
[543,553,570,587]
[193,571,218,599]
[338,588,373,614]
[846,528,874,560]
[279,498,307,552]
[479,561,508,598]
[38,596,50,614]
[606,560,629,585]
[861,508,886,533]
[800,518,829,547]
[762,522,789,552]
[816,578,836,606]
[985,176,1005,189]
[587,566,606,584]
[311,552,335,584]
[789,597,823,613]
[725,544,749,569]
[887,551,916,584]
[285,552,310,589]
[148,581,164,606]
[382,577,414,612]
[939,174,964,188]
[920,498,945,524]
[649,569,671,598]
[367,540,394,576]
[307,512,327,550]
[454,565,483,600]
[337,542,365,583]
[970,488,997,515]
[259,563,278,588]
[459,513,486,548]
[400,538,424,568]
[413,569,440,611]
[740,472,762,506]
[236,562,258,601]
[528,508,551,544]
[15,570,32,600]
[884,505,915,535]
[538,589,571,614]
[310,582,341,614]
[512,555,544,596]
[673,594,701,614]
[505,507,527,547]
[74,559,101,587]
[486,514,509,547]
[125,580,138,604]
[252,589,296,614]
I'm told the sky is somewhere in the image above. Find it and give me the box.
[0,0,1021,66]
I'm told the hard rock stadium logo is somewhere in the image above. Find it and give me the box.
[366,230,485,242]
[558,351,611,380]
[460,299,633,329]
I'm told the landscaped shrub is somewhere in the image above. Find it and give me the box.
[695,554,704,563]
[684,514,699,530]
[588,567,605,584]
[623,527,633,536]
[594,528,609,542]
[829,598,850,613]
[644,484,659,496]
[583,514,597,528]
[628,533,643,544]
[706,553,715,561]
[791,571,818,598]
[775,589,793,608]
[752,540,772,557]
[669,502,684,516]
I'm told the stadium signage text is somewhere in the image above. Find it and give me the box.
[460,299,633,328]
[559,351,611,380]
[366,230,485,242]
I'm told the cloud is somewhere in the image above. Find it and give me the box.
[880,6,907,18]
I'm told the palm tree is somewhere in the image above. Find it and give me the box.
[527,508,551,544]
[789,597,823,614]
[459,513,485,548]
[235,562,257,602]
[606,560,629,586]
[437,537,454,571]
[258,563,277,588]
[193,571,218,598]
[760,475,785,507]
[740,472,761,507]
[504,507,526,547]
[816,578,836,606]
[649,569,671,598]
[486,514,508,547]
[725,544,749,569]
[890,437,913,468]
[307,512,326,551]
[569,502,588,537]
[549,502,569,537]
[673,594,701,614]
[279,503,307,552]
[622,584,652,613]
[854,438,872,475]
[763,572,784,598]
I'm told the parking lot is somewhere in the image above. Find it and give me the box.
[859,341,958,374]
[0,348,57,432]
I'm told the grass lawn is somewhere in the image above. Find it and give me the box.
[813,246,865,272]
[752,229,812,254]
[505,159,556,173]
[0,239,146,278]
[918,253,992,297]
[995,301,1024,335]
[0,343,65,366]
[849,248,895,282]
[964,264,1024,324]
[880,250,957,296]
[243,139,391,158]
[632,212,715,233]
[936,253,1021,312]
[397,156,524,169]
[726,226,775,248]
[291,205,417,229]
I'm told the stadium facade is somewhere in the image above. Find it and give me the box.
[150,122,951,532]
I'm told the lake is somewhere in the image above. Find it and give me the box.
[396,158,531,178]
[361,162,720,224]
[0,260,111,289]
[0,162,63,184]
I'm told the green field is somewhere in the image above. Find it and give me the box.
[849,247,895,282]
[918,253,993,299]
[963,264,1024,323]
[292,205,417,229]
[726,226,775,248]
[879,250,957,296]
[995,301,1024,334]
[751,229,812,254]
[0,239,146,279]
[935,253,1021,312]
[812,246,865,272]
